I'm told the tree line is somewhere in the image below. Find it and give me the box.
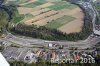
[0,0,17,36]
[11,9,93,41]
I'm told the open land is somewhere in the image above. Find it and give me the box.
[7,0,84,34]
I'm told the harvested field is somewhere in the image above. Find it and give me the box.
[45,16,75,29]
[30,8,51,16]
[33,13,65,26]
[12,0,84,34]
[24,10,58,25]
[59,7,84,33]
[18,7,34,14]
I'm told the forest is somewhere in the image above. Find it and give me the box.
[0,0,16,36]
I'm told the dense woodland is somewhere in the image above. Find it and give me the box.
[0,0,16,36]
[11,10,93,41]
[0,9,8,35]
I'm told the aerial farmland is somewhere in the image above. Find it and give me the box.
[7,0,84,34]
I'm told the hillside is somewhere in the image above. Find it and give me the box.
[10,0,93,41]
[7,0,84,34]
[0,9,8,35]
[0,0,17,36]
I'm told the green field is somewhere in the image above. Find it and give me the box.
[45,16,75,29]
[23,0,47,8]
[13,13,34,23]
[21,14,34,22]
[48,1,77,11]
[17,0,30,4]
[7,0,31,5]
[13,12,25,23]
[95,4,100,11]
[9,0,77,28]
